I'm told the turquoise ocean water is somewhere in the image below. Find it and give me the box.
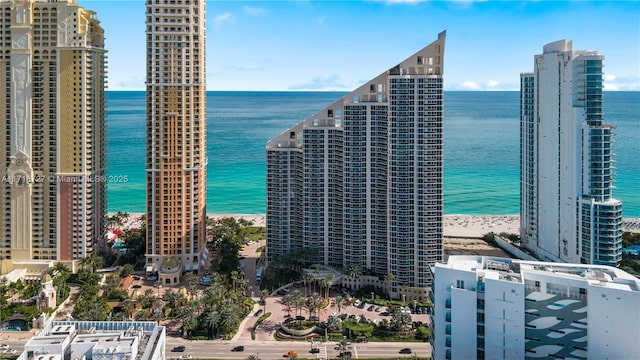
[107,91,640,217]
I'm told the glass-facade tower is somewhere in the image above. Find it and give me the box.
[520,40,622,266]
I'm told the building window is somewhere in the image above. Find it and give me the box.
[456,280,464,289]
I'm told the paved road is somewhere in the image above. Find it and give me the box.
[166,338,430,359]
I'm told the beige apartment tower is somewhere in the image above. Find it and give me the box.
[145,0,207,283]
[0,0,107,261]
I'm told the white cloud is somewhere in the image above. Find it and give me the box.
[243,6,265,16]
[603,74,640,91]
[288,74,349,91]
[213,13,235,29]
[460,81,480,90]
[451,80,518,91]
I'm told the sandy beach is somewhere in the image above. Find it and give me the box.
[107,212,640,241]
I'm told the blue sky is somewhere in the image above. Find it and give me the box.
[86,0,640,91]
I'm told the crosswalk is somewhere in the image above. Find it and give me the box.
[316,346,327,359]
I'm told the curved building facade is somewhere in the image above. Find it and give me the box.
[520,40,622,267]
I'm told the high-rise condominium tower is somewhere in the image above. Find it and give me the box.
[267,31,445,289]
[145,0,207,283]
[520,40,622,266]
[0,0,107,261]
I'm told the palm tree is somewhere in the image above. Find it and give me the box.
[177,302,199,336]
[326,313,342,332]
[121,298,133,320]
[391,311,412,332]
[336,336,351,353]
[163,288,180,309]
[346,265,362,279]
[78,256,92,272]
[292,294,304,320]
[280,293,293,318]
[326,273,334,289]
[318,278,328,299]
[333,295,345,313]
[205,305,222,338]
[221,301,242,334]
[52,262,71,284]
[244,355,261,360]
[260,289,270,313]
[308,292,323,320]
[302,273,314,297]
[87,252,104,273]
[182,272,198,289]
[313,267,321,293]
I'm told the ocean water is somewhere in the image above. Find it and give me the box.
[107,91,640,217]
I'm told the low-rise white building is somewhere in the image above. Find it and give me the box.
[430,256,640,360]
[18,321,165,360]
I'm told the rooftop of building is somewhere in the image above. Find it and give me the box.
[22,321,164,360]
[437,255,640,292]
[266,31,446,150]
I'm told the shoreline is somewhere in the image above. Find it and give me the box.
[107,212,640,238]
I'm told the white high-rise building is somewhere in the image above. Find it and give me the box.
[430,256,640,360]
[520,40,622,266]
[267,31,445,290]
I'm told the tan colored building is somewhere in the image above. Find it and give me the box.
[145,0,208,283]
[0,0,107,262]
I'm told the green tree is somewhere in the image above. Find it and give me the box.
[391,311,412,331]
[120,264,134,278]
[333,295,346,313]
[206,217,247,274]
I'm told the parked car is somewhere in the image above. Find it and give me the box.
[399,348,412,354]
[171,346,186,352]
[375,306,381,312]
[0,344,9,350]
[380,311,390,316]
[367,305,375,311]
[231,345,245,352]
[146,275,157,281]
[254,309,263,317]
